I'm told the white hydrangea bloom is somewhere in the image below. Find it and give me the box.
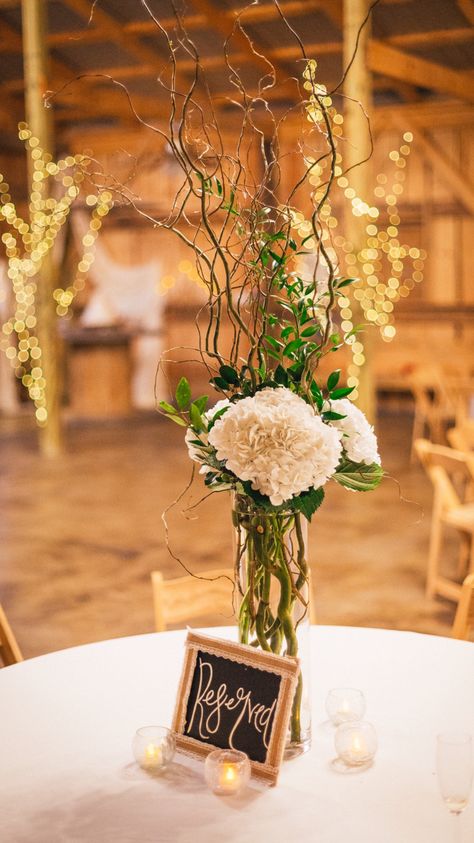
[184,398,230,473]
[330,398,381,465]
[207,387,342,505]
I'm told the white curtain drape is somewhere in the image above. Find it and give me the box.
[72,213,165,409]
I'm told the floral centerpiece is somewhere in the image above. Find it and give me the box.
[160,243,382,752]
[120,14,388,754]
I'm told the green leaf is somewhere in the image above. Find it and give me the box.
[329,386,354,400]
[337,277,357,289]
[158,400,177,414]
[269,249,284,264]
[327,369,340,391]
[322,411,346,421]
[310,381,324,410]
[274,365,289,386]
[279,301,297,316]
[194,395,209,413]
[335,460,384,492]
[344,324,366,339]
[210,376,229,390]
[283,338,304,357]
[266,348,282,362]
[268,232,286,242]
[208,405,229,428]
[292,487,325,521]
[164,413,187,427]
[219,364,240,385]
[215,177,223,196]
[288,361,304,380]
[301,325,319,337]
[280,326,294,340]
[176,377,191,410]
[264,335,283,350]
[189,402,204,431]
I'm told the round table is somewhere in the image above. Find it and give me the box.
[0,626,473,842]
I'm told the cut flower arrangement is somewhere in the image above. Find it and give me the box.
[160,224,383,751]
[150,48,388,753]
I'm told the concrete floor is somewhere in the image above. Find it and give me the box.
[0,407,459,659]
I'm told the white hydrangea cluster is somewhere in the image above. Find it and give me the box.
[330,398,380,465]
[207,387,342,505]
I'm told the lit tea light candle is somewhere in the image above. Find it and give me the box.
[335,721,378,767]
[204,749,251,796]
[144,742,163,769]
[325,688,366,726]
[132,726,175,773]
[220,763,239,793]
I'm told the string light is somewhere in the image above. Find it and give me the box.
[0,123,113,426]
[297,62,425,400]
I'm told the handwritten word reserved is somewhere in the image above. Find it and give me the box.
[187,658,276,749]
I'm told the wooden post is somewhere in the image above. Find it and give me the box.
[22,0,63,454]
[343,0,376,423]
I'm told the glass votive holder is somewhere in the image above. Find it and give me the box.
[204,749,251,796]
[132,726,175,772]
[325,688,366,726]
[335,721,378,767]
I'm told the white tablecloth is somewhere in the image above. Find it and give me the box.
[0,626,473,842]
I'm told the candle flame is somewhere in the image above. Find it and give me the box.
[353,735,362,752]
[145,743,160,760]
[224,764,237,782]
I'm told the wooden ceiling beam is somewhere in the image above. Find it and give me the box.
[391,116,474,214]
[367,40,474,104]
[60,0,166,70]
[42,24,474,56]
[190,0,296,85]
[457,0,474,26]
[389,26,473,47]
[373,99,474,131]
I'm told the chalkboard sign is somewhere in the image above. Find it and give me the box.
[172,631,299,785]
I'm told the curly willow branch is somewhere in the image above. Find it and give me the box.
[46,1,381,397]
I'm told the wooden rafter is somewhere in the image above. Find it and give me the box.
[373,99,474,130]
[457,0,474,26]
[190,0,296,84]
[389,27,473,48]
[44,22,474,53]
[60,0,170,71]
[367,40,474,104]
[391,117,474,215]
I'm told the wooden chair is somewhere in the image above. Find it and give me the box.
[452,574,474,640]
[151,569,236,632]
[0,603,23,666]
[443,377,474,429]
[448,420,474,453]
[414,439,474,601]
[410,371,456,461]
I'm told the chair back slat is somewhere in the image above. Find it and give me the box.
[151,569,236,632]
[0,604,23,666]
[415,439,474,511]
[452,574,474,640]
[448,421,474,453]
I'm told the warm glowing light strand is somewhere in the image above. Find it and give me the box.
[0,123,113,425]
[294,60,425,399]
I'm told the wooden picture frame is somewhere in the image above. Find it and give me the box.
[171,630,300,786]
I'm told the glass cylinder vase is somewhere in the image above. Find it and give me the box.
[232,492,311,758]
